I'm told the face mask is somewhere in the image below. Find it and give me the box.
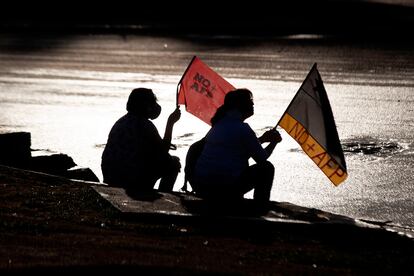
[241,99,254,120]
[149,103,161,119]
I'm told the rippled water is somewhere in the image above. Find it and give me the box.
[1,33,413,235]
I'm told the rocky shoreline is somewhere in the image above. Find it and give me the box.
[0,132,99,182]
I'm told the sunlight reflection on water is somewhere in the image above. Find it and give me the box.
[1,50,414,232]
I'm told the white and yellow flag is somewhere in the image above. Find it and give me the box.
[278,63,347,186]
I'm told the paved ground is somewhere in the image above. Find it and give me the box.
[93,186,364,227]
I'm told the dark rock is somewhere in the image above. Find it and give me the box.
[29,154,77,175]
[0,132,31,167]
[0,131,98,182]
[64,167,100,182]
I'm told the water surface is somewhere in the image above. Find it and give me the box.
[1,33,413,235]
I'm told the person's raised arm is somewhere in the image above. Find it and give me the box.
[163,107,181,150]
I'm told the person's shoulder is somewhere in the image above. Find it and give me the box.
[240,121,253,130]
[111,113,129,127]
[140,117,157,129]
[122,113,150,124]
[135,118,160,138]
[221,117,250,130]
[239,122,256,136]
[113,114,152,129]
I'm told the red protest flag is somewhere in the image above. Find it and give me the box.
[177,56,235,125]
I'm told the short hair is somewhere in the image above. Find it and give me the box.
[223,89,253,109]
[126,88,157,113]
[211,88,253,125]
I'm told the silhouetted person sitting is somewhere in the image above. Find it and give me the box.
[101,88,181,197]
[191,89,282,209]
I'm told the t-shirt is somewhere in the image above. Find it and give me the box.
[194,110,268,186]
[101,113,169,187]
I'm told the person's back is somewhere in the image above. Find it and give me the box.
[195,110,264,185]
[101,113,167,189]
[192,88,282,206]
[101,88,181,195]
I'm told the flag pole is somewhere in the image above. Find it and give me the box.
[176,83,180,108]
[176,56,197,107]
[274,63,318,129]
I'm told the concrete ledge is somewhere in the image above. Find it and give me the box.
[92,186,371,229]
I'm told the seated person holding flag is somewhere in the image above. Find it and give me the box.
[101,88,181,196]
[192,88,282,207]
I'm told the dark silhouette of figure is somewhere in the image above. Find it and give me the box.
[191,89,282,207]
[181,136,206,193]
[101,88,181,196]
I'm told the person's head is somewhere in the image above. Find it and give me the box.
[211,88,254,125]
[223,88,254,118]
[126,88,161,119]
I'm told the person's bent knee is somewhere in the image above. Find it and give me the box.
[258,161,275,184]
[259,161,274,174]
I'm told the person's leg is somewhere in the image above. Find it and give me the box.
[252,161,274,203]
[158,172,178,192]
[158,155,180,192]
[126,175,157,197]
[238,161,275,202]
